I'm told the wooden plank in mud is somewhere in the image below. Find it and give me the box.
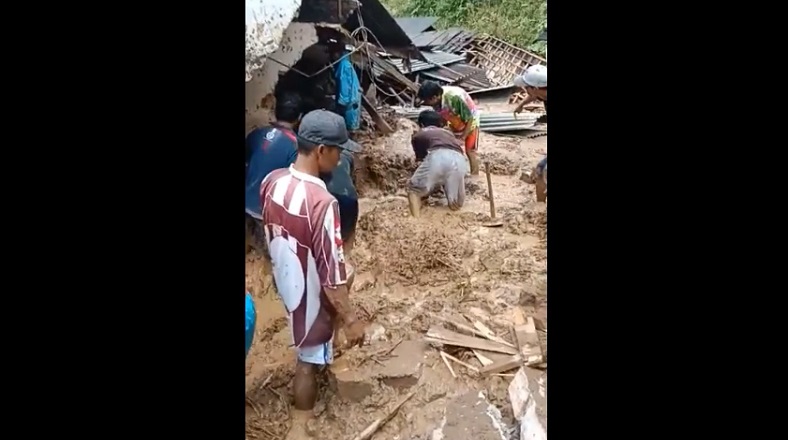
[425,326,517,355]
[361,94,393,134]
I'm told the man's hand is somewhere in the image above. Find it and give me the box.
[343,319,366,347]
[514,93,537,116]
[513,101,528,116]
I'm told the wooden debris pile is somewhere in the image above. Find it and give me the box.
[424,308,548,439]
[423,308,546,378]
[363,17,548,108]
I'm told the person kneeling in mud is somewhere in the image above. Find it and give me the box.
[408,110,469,217]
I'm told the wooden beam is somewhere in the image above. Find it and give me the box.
[361,94,393,134]
[367,50,419,92]
[425,326,517,355]
[480,353,543,376]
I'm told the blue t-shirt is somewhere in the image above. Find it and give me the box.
[245,125,298,217]
[325,150,358,200]
[245,292,256,357]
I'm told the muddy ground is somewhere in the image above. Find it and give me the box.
[245,118,547,440]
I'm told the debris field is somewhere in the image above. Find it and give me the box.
[244,113,547,440]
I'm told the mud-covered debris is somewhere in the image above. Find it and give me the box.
[355,153,418,196]
[466,179,483,195]
[378,340,427,390]
[366,323,387,342]
[479,150,520,175]
[355,206,473,284]
[504,205,547,239]
[431,391,514,440]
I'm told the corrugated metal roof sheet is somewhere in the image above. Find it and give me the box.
[394,17,439,38]
[410,28,475,52]
[391,107,544,132]
[419,63,493,90]
[373,50,465,76]
[245,0,303,82]
[427,28,465,48]
[410,31,439,48]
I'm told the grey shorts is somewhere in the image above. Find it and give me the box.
[409,148,468,209]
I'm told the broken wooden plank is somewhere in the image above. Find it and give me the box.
[471,320,511,346]
[425,336,516,355]
[439,351,457,378]
[513,316,542,359]
[512,307,527,326]
[425,326,517,355]
[480,354,543,376]
[361,95,393,134]
[472,350,494,367]
[442,352,480,373]
[389,86,407,106]
[432,316,516,348]
[480,355,523,375]
[367,50,419,92]
[473,349,511,367]
[351,388,419,440]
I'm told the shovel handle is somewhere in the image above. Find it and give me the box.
[484,162,496,219]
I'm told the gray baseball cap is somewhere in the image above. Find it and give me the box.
[297,109,362,153]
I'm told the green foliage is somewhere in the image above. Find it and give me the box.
[382,0,546,55]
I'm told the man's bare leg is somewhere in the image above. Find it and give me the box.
[466,150,480,176]
[293,361,319,410]
[288,361,320,438]
[408,192,422,217]
[532,164,547,202]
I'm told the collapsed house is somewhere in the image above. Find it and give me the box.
[244,0,548,135]
[244,0,421,134]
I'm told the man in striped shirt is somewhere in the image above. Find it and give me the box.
[260,110,365,432]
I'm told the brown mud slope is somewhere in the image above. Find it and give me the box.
[245,120,547,440]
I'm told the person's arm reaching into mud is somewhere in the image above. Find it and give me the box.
[514,94,537,114]
[411,132,428,162]
[313,199,365,347]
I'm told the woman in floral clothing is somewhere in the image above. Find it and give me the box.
[417,81,481,175]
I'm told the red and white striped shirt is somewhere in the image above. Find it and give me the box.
[260,166,348,348]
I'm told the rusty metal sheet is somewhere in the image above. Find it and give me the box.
[245,0,303,82]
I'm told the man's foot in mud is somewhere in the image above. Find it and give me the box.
[286,410,314,439]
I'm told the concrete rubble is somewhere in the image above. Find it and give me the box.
[508,367,547,440]
[430,391,512,440]
[330,339,427,402]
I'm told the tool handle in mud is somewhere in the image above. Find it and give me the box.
[350,388,419,440]
[484,162,496,218]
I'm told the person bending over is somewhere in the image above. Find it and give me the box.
[407,110,469,217]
